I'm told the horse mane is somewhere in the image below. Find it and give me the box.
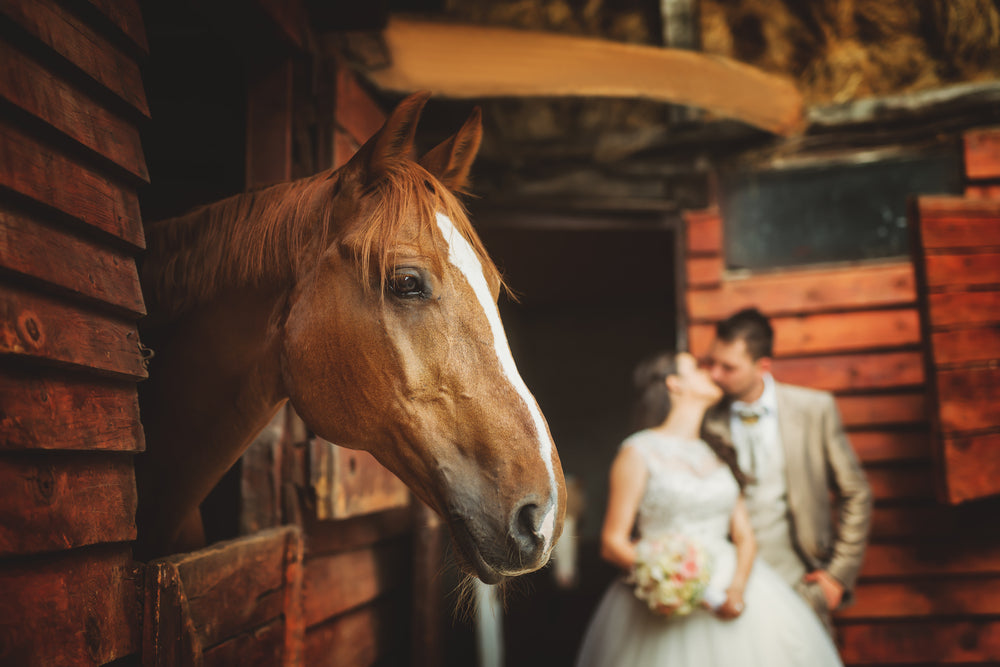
[141,159,503,320]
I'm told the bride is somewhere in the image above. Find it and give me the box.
[575,351,843,667]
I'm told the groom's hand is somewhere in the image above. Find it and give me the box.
[804,570,844,609]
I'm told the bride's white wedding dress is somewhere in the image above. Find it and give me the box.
[575,430,843,667]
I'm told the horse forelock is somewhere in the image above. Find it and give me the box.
[346,161,505,300]
[141,159,501,320]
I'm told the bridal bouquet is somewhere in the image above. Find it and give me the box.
[629,534,713,616]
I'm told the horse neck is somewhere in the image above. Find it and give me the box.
[141,174,332,326]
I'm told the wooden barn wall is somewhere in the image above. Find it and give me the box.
[0,0,150,664]
[683,132,1000,665]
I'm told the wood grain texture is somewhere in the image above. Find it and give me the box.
[81,0,149,54]
[687,263,916,321]
[302,538,409,627]
[0,119,145,248]
[848,430,930,464]
[303,595,407,667]
[838,620,1000,664]
[0,206,145,316]
[0,0,149,116]
[690,308,921,358]
[0,368,143,451]
[928,291,1000,328]
[683,208,721,254]
[840,578,1000,619]
[301,506,413,556]
[860,542,1000,578]
[309,439,410,521]
[154,527,301,649]
[935,366,1000,433]
[923,253,1000,288]
[836,393,927,428]
[0,545,140,665]
[930,327,1000,366]
[915,196,1000,248]
[941,432,1000,504]
[368,17,805,135]
[0,283,147,379]
[685,255,722,288]
[0,452,136,555]
[0,39,148,181]
[772,351,924,393]
[964,126,1000,181]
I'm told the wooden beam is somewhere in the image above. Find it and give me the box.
[363,17,804,136]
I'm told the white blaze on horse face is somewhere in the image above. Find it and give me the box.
[435,212,559,552]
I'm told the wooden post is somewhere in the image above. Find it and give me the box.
[411,499,445,667]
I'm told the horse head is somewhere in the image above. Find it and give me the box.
[280,93,566,583]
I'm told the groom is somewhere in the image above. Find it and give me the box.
[702,307,872,633]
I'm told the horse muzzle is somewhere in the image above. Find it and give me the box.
[447,494,560,584]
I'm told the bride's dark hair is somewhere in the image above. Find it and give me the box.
[630,351,750,490]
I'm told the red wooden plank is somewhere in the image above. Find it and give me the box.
[837,393,927,428]
[303,596,406,667]
[683,208,721,254]
[0,545,140,665]
[0,120,145,248]
[915,196,1000,248]
[929,290,1000,328]
[966,183,1000,199]
[839,620,1000,664]
[936,366,1000,434]
[0,368,143,452]
[0,283,147,379]
[687,263,916,321]
[942,432,1000,504]
[0,40,148,181]
[931,327,1000,366]
[690,308,921,358]
[157,527,299,649]
[861,543,1000,578]
[772,351,924,393]
[865,465,935,501]
[202,618,285,667]
[924,253,1000,288]
[82,0,149,54]
[965,127,1000,180]
[310,439,409,520]
[839,578,1000,619]
[849,430,929,464]
[0,207,146,316]
[685,256,722,287]
[0,453,137,555]
[302,506,413,556]
[870,503,1000,540]
[0,0,149,116]
[302,539,409,627]
[336,68,386,146]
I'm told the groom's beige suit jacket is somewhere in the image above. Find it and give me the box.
[703,382,873,605]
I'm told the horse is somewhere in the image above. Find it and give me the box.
[135,92,566,585]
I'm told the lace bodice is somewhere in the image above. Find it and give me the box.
[623,430,739,546]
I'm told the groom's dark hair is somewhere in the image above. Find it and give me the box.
[716,307,773,360]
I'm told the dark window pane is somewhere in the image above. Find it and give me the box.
[720,148,963,271]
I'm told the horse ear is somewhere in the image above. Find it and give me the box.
[347,91,432,185]
[419,106,482,194]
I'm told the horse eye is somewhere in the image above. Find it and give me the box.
[388,269,426,298]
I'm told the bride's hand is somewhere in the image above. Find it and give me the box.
[714,587,745,620]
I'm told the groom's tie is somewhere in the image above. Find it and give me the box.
[736,405,766,477]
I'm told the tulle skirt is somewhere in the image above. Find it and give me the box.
[574,557,843,667]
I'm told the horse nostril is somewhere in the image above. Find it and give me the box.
[512,502,543,556]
